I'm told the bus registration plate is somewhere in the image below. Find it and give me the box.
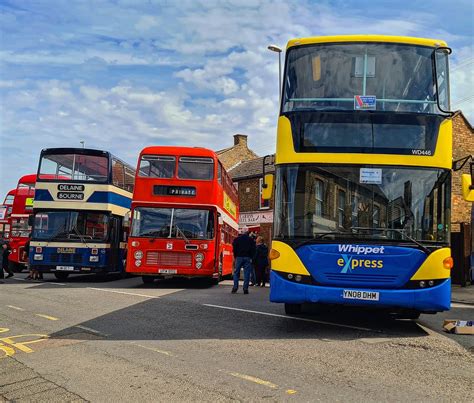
[158,269,177,274]
[56,266,75,271]
[343,290,379,301]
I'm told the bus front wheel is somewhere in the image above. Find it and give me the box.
[54,272,69,281]
[142,276,155,284]
[285,303,302,315]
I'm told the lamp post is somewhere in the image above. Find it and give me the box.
[267,44,282,102]
[80,140,85,149]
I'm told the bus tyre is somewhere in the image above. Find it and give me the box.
[142,276,155,284]
[54,272,69,281]
[285,303,302,315]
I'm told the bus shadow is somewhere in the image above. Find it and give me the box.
[48,294,430,343]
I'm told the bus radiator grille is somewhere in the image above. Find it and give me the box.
[146,251,192,267]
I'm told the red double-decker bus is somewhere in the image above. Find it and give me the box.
[8,174,36,271]
[0,189,16,241]
[126,147,239,284]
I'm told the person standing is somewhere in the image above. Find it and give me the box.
[254,236,269,287]
[1,242,14,279]
[232,229,256,294]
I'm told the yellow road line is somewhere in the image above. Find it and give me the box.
[7,305,25,311]
[286,389,297,394]
[227,371,278,389]
[133,343,174,356]
[35,314,59,321]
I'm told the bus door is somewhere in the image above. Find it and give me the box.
[109,216,123,272]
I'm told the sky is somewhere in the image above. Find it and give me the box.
[0,0,473,196]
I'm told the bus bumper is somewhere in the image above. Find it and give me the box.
[269,271,451,312]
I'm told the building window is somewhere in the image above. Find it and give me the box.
[315,179,324,217]
[259,178,270,210]
[337,190,345,227]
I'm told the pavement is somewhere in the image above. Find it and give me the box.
[0,273,473,402]
[451,284,474,305]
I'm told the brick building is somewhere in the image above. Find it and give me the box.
[228,157,275,243]
[216,134,258,171]
[451,112,474,230]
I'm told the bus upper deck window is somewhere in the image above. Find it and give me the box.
[139,156,176,178]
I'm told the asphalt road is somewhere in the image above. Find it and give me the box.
[1,273,473,402]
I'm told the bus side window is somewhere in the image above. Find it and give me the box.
[112,159,125,189]
[124,166,135,193]
[217,163,222,185]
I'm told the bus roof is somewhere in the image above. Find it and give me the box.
[287,35,448,49]
[3,189,16,204]
[140,146,217,159]
[17,174,37,185]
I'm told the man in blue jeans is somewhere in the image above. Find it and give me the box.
[232,229,256,294]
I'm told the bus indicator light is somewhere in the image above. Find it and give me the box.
[443,257,453,270]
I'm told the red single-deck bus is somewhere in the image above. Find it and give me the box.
[0,189,16,241]
[126,147,239,284]
[8,174,36,271]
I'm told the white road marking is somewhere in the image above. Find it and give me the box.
[451,302,473,309]
[74,325,108,336]
[48,282,67,286]
[7,305,25,311]
[132,343,174,356]
[88,287,159,299]
[203,304,379,332]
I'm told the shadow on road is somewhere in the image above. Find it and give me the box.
[47,289,429,343]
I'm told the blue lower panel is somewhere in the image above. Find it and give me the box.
[269,271,451,312]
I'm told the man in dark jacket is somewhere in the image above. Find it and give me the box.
[1,242,14,280]
[254,236,269,287]
[232,229,256,294]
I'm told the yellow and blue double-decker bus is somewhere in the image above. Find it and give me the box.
[264,35,473,318]
[29,148,135,280]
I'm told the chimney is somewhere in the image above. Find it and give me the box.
[234,134,248,147]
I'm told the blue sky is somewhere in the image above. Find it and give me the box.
[0,0,473,196]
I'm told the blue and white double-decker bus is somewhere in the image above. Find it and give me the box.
[29,148,135,280]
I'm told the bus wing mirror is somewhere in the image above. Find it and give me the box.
[123,210,131,227]
[262,174,274,200]
[217,213,223,226]
[28,215,34,227]
[461,174,474,202]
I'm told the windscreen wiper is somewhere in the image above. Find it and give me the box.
[175,224,190,244]
[70,225,90,248]
[350,227,431,254]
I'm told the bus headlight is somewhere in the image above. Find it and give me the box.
[196,262,202,269]
[34,254,43,261]
[135,259,142,267]
[134,250,143,259]
[195,253,204,262]
[89,256,99,262]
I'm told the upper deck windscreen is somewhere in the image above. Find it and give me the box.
[39,152,109,182]
[283,43,449,114]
